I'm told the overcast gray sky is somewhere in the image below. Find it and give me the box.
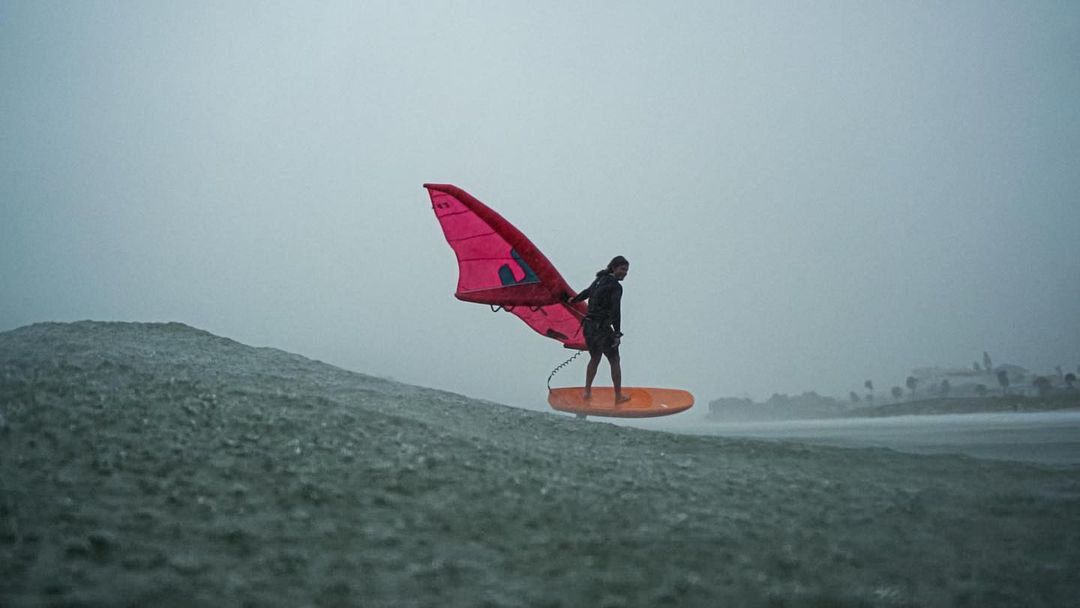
[2,1,1078,411]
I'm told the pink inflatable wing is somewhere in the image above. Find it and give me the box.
[424,184,587,350]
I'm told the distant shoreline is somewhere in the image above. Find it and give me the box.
[706,393,1080,422]
[845,394,1080,418]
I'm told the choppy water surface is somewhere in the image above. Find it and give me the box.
[5,323,1079,607]
[657,410,1080,466]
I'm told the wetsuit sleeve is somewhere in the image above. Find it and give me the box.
[611,284,622,335]
[569,282,592,304]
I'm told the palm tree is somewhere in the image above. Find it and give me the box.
[891,386,903,401]
[1033,376,1053,398]
[906,376,918,399]
[864,380,874,401]
[939,379,951,398]
[997,370,1010,396]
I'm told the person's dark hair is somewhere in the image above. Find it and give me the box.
[597,255,630,277]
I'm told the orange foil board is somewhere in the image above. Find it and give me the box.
[548,387,694,418]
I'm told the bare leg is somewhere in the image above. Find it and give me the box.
[609,354,630,403]
[584,353,601,399]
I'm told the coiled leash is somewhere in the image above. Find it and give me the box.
[546,350,584,391]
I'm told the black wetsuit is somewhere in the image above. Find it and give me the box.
[570,273,622,358]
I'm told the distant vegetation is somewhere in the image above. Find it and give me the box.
[708,352,1080,422]
[847,393,1080,418]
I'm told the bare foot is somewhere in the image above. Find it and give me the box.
[615,394,631,405]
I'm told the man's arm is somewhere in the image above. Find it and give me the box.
[569,282,592,304]
[610,285,622,335]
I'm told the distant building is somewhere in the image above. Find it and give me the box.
[908,364,1031,397]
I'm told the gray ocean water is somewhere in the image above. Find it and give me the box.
[646,410,1080,467]
[5,323,1079,606]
